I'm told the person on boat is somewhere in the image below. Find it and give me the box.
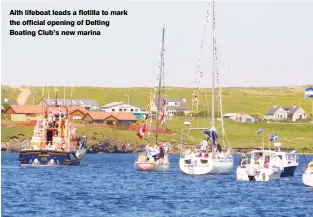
[216,144,222,153]
[151,145,159,161]
[240,153,247,167]
[201,138,208,152]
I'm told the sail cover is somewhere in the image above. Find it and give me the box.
[204,128,218,144]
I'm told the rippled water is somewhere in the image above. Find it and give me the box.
[2,153,313,217]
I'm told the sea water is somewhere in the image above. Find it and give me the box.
[2,153,313,217]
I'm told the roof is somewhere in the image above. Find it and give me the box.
[281,106,301,115]
[40,98,99,106]
[101,102,125,108]
[265,106,302,115]
[242,114,254,119]
[223,113,241,117]
[1,105,5,111]
[5,105,47,114]
[1,99,18,105]
[67,106,89,114]
[265,107,282,115]
[86,112,137,121]
[153,97,189,111]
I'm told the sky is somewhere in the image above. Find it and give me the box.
[1,0,313,88]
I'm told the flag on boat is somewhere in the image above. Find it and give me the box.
[256,128,263,134]
[136,122,147,140]
[158,96,167,124]
[304,87,313,98]
[204,128,218,144]
[270,133,279,141]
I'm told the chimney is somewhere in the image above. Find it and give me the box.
[293,104,296,108]
[273,104,277,108]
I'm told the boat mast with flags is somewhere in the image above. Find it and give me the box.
[134,25,170,172]
[179,0,233,175]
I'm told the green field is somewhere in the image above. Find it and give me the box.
[2,85,313,151]
[2,117,313,150]
[1,86,20,102]
[23,85,313,116]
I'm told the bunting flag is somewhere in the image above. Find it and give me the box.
[270,133,279,141]
[158,96,167,124]
[136,122,147,140]
[256,128,263,134]
[304,87,313,98]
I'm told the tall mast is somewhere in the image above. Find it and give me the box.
[155,26,165,145]
[211,0,216,128]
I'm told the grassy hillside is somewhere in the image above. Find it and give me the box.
[1,86,20,102]
[2,117,313,149]
[24,85,313,116]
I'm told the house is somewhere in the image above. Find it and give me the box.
[4,105,47,121]
[82,112,137,129]
[100,102,142,113]
[151,97,189,116]
[67,106,89,123]
[223,113,255,123]
[264,104,307,122]
[37,98,99,110]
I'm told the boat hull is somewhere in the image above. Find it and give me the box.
[18,150,85,166]
[236,166,282,182]
[281,166,297,177]
[302,172,313,187]
[179,157,233,175]
[134,162,169,172]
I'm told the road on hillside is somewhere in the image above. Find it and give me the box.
[9,86,31,105]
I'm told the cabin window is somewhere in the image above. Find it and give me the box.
[200,159,208,164]
[185,159,191,164]
[131,109,134,112]
[265,155,270,163]
[277,155,282,160]
[112,109,115,112]
[135,109,138,112]
[119,109,122,112]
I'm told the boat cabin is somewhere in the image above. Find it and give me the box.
[249,150,277,167]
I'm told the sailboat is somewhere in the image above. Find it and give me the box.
[179,0,233,175]
[134,26,170,172]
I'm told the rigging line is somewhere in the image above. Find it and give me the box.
[190,1,211,123]
[155,26,165,146]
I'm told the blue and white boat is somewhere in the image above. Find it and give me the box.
[273,143,299,177]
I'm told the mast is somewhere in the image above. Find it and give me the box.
[211,0,216,128]
[155,26,165,145]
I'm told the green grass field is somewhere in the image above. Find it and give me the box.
[23,85,313,116]
[2,117,313,150]
[2,85,313,150]
[1,86,20,102]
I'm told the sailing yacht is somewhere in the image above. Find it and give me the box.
[179,0,233,175]
[134,26,170,172]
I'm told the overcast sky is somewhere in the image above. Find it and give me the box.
[1,0,313,88]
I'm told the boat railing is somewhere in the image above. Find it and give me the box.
[21,141,30,150]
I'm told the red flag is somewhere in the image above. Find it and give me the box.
[136,122,147,139]
[158,97,167,124]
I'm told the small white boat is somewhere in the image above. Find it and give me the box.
[273,143,298,177]
[302,161,313,187]
[236,150,283,181]
[134,153,169,172]
[179,145,233,175]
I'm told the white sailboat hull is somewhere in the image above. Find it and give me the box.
[236,165,282,182]
[134,162,169,172]
[179,156,233,175]
[302,170,313,187]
